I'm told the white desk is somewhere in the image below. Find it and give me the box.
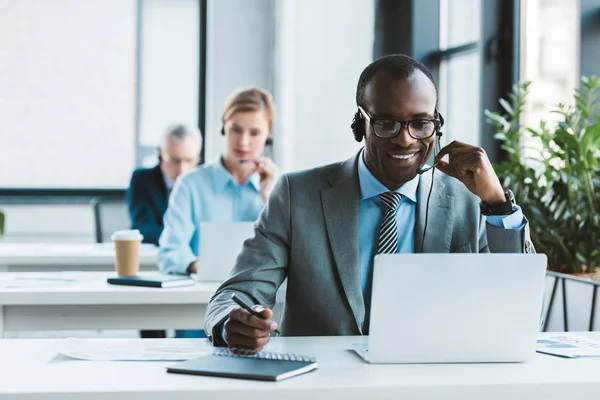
[1,334,600,400]
[0,243,159,272]
[0,272,218,337]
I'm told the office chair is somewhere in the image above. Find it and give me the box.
[90,197,131,243]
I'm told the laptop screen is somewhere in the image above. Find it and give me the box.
[193,222,256,282]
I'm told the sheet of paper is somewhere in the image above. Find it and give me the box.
[58,338,211,361]
[0,275,79,288]
[537,334,600,358]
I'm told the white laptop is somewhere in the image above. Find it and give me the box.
[192,222,256,282]
[353,253,547,364]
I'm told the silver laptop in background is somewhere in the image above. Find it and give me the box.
[191,222,256,282]
[353,253,547,364]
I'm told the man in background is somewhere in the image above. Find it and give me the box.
[126,125,202,245]
[126,124,202,339]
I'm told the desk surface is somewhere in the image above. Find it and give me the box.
[0,272,282,334]
[0,242,158,268]
[1,334,600,400]
[0,272,220,334]
[0,272,220,305]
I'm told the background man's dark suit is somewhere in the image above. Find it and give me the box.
[126,165,169,246]
[126,165,169,339]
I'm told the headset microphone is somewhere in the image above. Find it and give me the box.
[417,160,439,175]
[418,129,442,253]
[417,131,442,175]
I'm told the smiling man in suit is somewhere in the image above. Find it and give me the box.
[126,125,202,246]
[204,54,534,351]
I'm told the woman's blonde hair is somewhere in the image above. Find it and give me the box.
[222,87,275,132]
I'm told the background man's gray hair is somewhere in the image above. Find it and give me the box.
[163,124,203,145]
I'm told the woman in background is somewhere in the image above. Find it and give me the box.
[158,87,279,337]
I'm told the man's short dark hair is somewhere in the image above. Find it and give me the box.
[356,54,438,106]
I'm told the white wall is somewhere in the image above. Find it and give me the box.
[0,0,137,189]
[285,0,373,171]
[0,204,94,243]
[138,0,200,162]
[204,0,276,162]
[203,0,374,171]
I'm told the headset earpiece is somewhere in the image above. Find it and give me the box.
[351,109,364,142]
[221,123,273,148]
[435,109,444,139]
[436,109,445,134]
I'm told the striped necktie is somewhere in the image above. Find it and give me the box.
[377,191,403,254]
[363,191,403,335]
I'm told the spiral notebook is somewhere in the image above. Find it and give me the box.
[166,348,318,381]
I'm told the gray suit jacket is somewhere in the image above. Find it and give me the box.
[204,152,533,343]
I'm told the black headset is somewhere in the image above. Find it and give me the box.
[220,125,273,146]
[351,107,444,175]
[350,107,445,143]
[350,107,445,254]
[350,109,366,143]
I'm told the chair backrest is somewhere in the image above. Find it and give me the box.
[91,197,131,243]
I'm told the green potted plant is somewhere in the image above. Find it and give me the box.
[485,76,600,275]
[0,209,4,236]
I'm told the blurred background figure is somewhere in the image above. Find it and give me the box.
[158,87,279,338]
[158,88,278,276]
[126,124,201,339]
[126,125,202,246]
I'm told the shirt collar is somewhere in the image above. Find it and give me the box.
[161,169,175,191]
[357,149,419,203]
[211,157,261,193]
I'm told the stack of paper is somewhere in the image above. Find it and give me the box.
[537,334,600,358]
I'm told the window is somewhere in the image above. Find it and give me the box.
[138,0,200,168]
[0,0,137,189]
[438,0,482,146]
[520,0,579,128]
[0,0,202,190]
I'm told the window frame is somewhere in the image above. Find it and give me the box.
[427,0,520,163]
[0,0,208,201]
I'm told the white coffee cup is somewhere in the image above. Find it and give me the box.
[111,229,144,276]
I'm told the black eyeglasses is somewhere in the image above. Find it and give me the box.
[358,105,443,140]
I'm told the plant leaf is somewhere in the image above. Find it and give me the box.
[499,98,514,116]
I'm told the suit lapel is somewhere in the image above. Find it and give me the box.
[414,170,454,253]
[153,165,169,206]
[321,154,364,332]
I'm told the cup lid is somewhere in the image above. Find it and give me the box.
[110,229,144,241]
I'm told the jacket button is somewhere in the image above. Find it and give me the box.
[525,240,532,253]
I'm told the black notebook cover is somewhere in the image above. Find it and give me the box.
[166,349,318,381]
[107,275,194,288]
